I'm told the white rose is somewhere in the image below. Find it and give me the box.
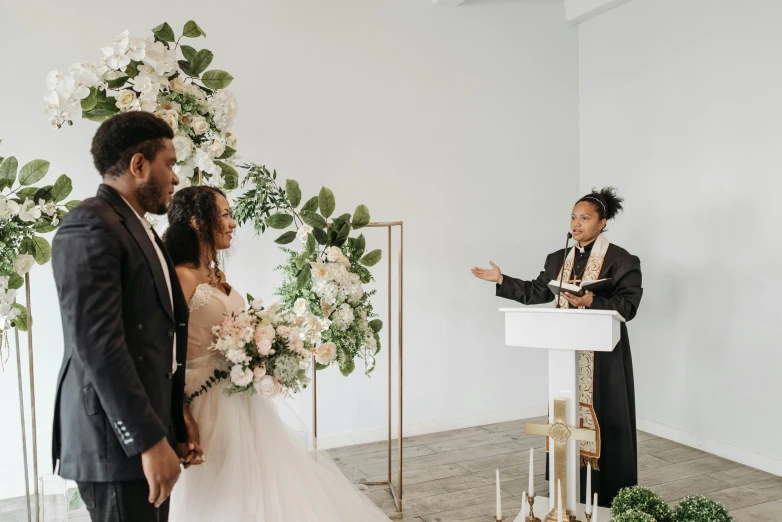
[310,260,329,282]
[230,365,254,387]
[253,367,267,381]
[276,325,291,338]
[18,200,41,223]
[296,225,313,244]
[293,298,309,317]
[13,255,35,276]
[326,246,343,263]
[255,375,277,397]
[256,338,273,356]
[191,116,210,135]
[315,343,337,365]
[170,77,187,93]
[255,324,275,341]
[172,135,194,162]
[207,140,226,158]
[155,109,178,131]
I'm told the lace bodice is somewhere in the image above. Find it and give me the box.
[186,283,246,365]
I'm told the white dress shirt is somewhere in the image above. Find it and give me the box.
[120,197,177,374]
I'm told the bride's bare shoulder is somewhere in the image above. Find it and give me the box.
[175,266,204,302]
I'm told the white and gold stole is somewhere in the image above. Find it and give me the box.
[555,233,609,469]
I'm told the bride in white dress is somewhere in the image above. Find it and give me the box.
[162,186,390,521]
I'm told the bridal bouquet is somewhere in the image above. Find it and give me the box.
[186,296,327,404]
[43,21,239,190]
[233,163,383,377]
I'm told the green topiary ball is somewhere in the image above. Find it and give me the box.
[611,510,657,522]
[611,486,674,522]
[674,495,733,522]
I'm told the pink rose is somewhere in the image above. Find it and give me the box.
[256,338,273,356]
[255,375,277,397]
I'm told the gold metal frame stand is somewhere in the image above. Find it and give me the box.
[311,221,404,512]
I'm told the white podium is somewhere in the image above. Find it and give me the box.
[501,308,624,520]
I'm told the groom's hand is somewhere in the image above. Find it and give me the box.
[141,437,182,508]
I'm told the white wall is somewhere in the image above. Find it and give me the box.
[579,0,782,474]
[0,0,578,499]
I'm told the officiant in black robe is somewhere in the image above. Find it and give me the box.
[472,187,642,507]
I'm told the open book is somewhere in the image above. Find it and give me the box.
[548,278,613,298]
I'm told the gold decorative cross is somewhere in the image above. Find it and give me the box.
[525,398,595,522]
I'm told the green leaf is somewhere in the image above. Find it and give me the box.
[51,174,73,202]
[354,233,366,256]
[285,179,302,208]
[183,20,207,38]
[0,156,18,185]
[152,22,176,43]
[360,249,382,267]
[318,187,336,218]
[106,76,129,89]
[82,108,118,123]
[294,253,307,271]
[315,362,329,371]
[217,146,237,160]
[14,187,38,203]
[178,60,195,77]
[180,44,197,63]
[274,231,297,244]
[201,70,234,90]
[368,319,383,333]
[190,49,214,76]
[32,220,57,233]
[18,237,33,256]
[19,160,50,186]
[246,293,255,304]
[80,87,99,111]
[31,236,52,264]
[352,204,370,229]
[265,212,294,229]
[295,266,310,290]
[301,210,327,229]
[340,358,356,377]
[34,185,53,203]
[68,490,85,512]
[306,233,317,255]
[337,222,351,241]
[125,60,142,79]
[10,304,27,332]
[301,196,319,213]
[8,273,24,290]
[65,200,81,211]
[312,228,328,245]
[214,161,239,190]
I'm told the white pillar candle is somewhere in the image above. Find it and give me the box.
[528,448,534,495]
[585,462,592,514]
[521,491,528,519]
[557,479,563,522]
[496,469,502,519]
[592,493,598,522]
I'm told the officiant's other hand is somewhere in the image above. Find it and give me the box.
[471,261,503,285]
[141,437,182,508]
[563,290,594,308]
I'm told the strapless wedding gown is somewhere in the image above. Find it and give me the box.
[169,284,390,521]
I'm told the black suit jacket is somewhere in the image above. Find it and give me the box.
[51,184,189,482]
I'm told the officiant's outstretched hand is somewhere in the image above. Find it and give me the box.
[471,261,503,284]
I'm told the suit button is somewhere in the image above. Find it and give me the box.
[137,356,144,362]
[167,330,174,338]
[138,324,144,330]
[166,371,173,380]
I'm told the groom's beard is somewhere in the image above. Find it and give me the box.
[136,176,167,215]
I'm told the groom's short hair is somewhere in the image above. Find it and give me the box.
[91,112,174,178]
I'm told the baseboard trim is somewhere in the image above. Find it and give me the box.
[637,417,782,477]
[315,405,547,449]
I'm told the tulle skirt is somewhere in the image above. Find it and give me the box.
[169,361,390,522]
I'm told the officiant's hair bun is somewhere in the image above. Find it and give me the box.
[577,187,624,222]
[91,112,174,177]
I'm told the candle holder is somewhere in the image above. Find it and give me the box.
[584,513,592,522]
[495,517,504,522]
[526,494,542,522]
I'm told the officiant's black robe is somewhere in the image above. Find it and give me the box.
[495,241,642,507]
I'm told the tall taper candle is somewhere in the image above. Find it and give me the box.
[557,479,562,522]
[585,462,592,514]
[521,491,528,519]
[496,469,502,519]
[592,493,598,522]
[528,448,534,495]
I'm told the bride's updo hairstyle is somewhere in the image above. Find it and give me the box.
[163,185,226,284]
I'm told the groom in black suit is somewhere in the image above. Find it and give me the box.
[52,112,196,521]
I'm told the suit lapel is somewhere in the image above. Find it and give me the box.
[97,185,174,321]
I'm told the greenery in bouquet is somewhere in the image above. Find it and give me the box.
[232,163,384,377]
[611,486,673,522]
[43,21,239,190]
[0,142,77,353]
[186,296,326,404]
[673,495,733,522]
